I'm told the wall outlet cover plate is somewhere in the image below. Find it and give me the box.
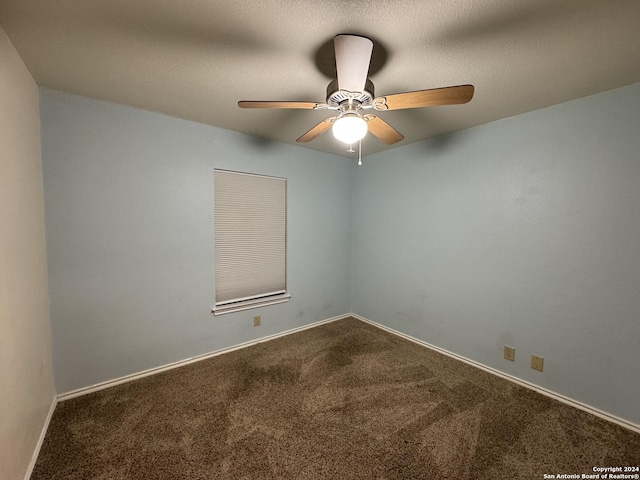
[504,346,515,361]
[531,355,544,372]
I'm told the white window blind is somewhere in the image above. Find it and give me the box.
[213,169,288,314]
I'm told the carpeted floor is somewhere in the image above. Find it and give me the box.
[33,317,640,479]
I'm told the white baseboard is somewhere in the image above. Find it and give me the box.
[57,313,350,401]
[55,311,640,434]
[351,313,640,434]
[24,393,57,480]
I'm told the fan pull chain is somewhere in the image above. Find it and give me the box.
[358,140,362,166]
[347,144,355,153]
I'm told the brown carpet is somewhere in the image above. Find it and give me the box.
[33,317,640,479]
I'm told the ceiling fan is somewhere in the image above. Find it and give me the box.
[238,34,474,147]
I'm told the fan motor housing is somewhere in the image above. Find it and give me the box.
[326,79,375,107]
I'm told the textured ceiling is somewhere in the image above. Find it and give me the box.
[1,0,639,157]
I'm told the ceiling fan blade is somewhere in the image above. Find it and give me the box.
[376,84,474,111]
[366,116,404,145]
[334,34,373,93]
[238,101,320,109]
[296,118,336,143]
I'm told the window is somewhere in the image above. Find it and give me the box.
[213,169,289,315]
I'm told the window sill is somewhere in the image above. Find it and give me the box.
[212,293,291,316]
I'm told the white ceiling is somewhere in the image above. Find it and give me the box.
[1,0,639,157]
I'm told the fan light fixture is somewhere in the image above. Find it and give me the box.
[238,34,475,148]
[332,114,368,144]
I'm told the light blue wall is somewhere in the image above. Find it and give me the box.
[40,89,353,393]
[41,83,640,425]
[351,83,640,425]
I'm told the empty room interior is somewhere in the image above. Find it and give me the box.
[2,1,640,479]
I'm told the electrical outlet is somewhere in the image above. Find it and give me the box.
[504,346,515,362]
[531,355,544,372]
[253,315,261,327]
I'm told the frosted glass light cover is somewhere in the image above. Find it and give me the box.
[332,115,368,144]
